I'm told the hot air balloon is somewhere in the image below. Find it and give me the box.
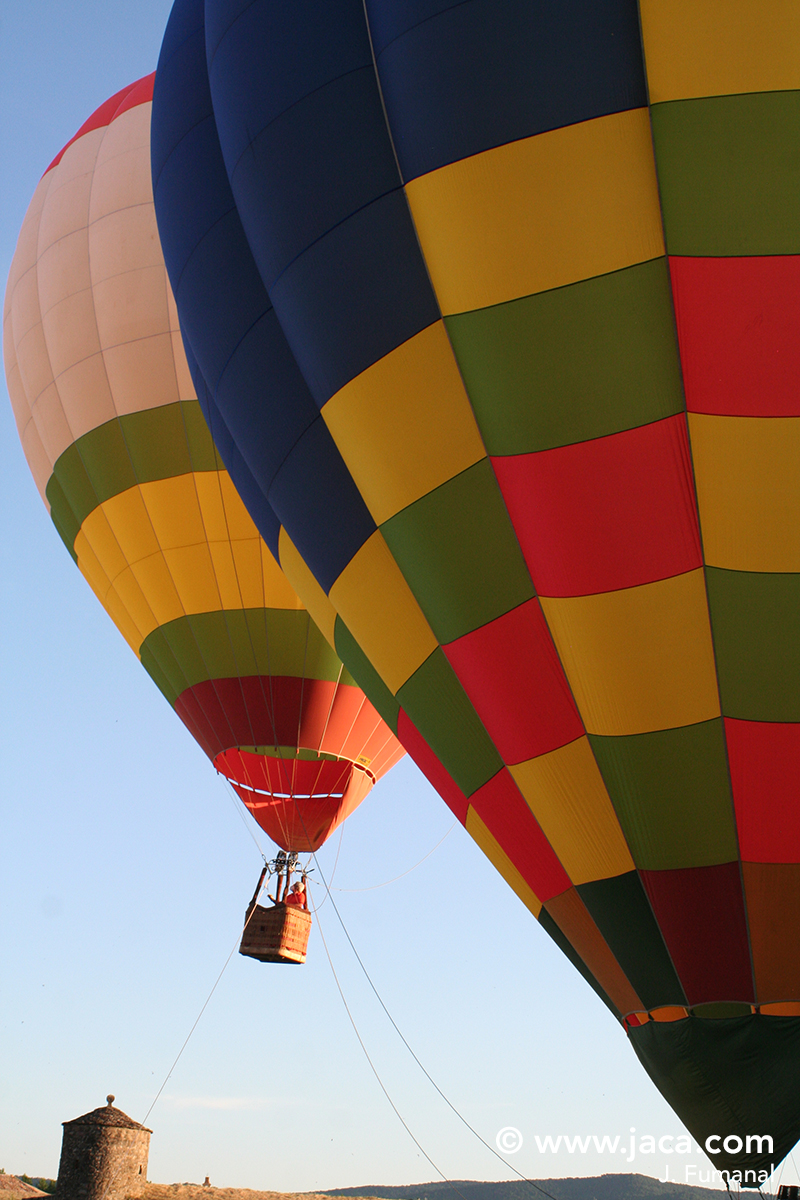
[150,0,800,1176]
[3,74,404,957]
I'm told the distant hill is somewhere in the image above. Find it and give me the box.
[324,1175,732,1200]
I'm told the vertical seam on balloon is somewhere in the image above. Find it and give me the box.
[635,0,756,1006]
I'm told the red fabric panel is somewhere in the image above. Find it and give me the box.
[175,675,337,759]
[468,768,571,902]
[43,75,153,175]
[641,863,754,1006]
[491,415,702,597]
[670,255,800,416]
[726,718,800,863]
[397,709,469,823]
[219,753,369,851]
[443,597,583,763]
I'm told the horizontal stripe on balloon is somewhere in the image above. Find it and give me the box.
[404,107,665,315]
[492,414,702,597]
[539,569,720,736]
[47,401,222,549]
[670,256,800,417]
[74,472,296,654]
[445,258,685,456]
[174,674,386,764]
[140,608,347,705]
[689,413,800,571]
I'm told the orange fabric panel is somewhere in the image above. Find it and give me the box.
[743,862,800,1003]
[545,887,644,1015]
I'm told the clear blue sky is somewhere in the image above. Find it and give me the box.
[1,2,793,1194]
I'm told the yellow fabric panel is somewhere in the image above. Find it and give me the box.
[639,0,800,103]
[328,530,439,694]
[76,531,147,654]
[278,529,339,650]
[140,473,208,550]
[689,413,800,572]
[650,1006,690,1022]
[161,542,224,614]
[539,569,720,736]
[509,736,635,885]
[126,552,185,628]
[465,807,543,917]
[404,108,664,315]
[322,320,486,524]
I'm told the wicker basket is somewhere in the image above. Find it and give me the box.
[239,902,312,964]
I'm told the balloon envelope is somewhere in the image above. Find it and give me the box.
[151,0,800,1177]
[4,74,403,855]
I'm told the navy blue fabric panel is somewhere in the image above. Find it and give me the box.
[153,0,319,496]
[268,417,376,594]
[227,65,401,289]
[205,0,374,178]
[213,307,317,495]
[269,189,441,406]
[183,341,283,556]
[367,0,648,181]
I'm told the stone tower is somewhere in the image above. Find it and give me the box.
[55,1095,151,1200]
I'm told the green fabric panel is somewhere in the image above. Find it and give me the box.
[46,477,80,562]
[589,720,737,871]
[538,904,620,1018]
[629,1014,800,1176]
[140,638,182,708]
[139,608,343,695]
[577,871,686,1010]
[397,648,503,796]
[650,91,800,256]
[706,567,800,721]
[691,1002,752,1019]
[45,400,220,543]
[334,617,400,734]
[445,259,685,454]
[381,459,535,644]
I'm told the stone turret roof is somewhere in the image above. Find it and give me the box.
[63,1096,151,1133]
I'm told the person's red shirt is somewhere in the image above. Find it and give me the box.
[285,889,306,908]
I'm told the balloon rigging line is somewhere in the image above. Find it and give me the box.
[308,888,473,1200]
[309,850,563,1200]
[330,822,457,891]
[140,902,262,1129]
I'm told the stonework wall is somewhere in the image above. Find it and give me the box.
[56,1124,149,1200]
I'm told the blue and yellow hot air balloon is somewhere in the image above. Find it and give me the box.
[3,74,403,860]
[150,0,800,1178]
